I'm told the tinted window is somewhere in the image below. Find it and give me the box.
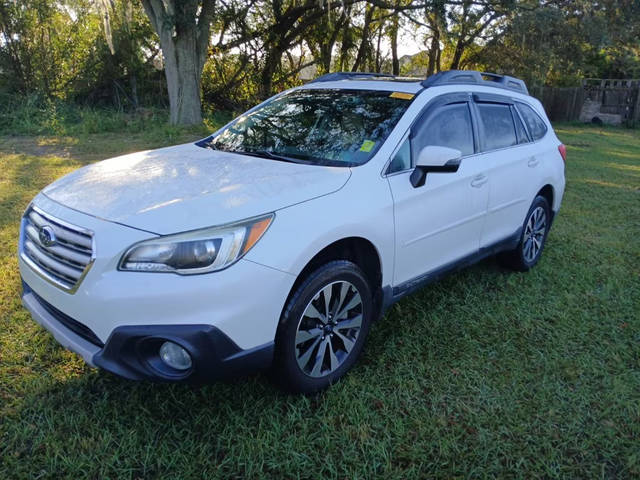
[512,106,529,144]
[388,139,411,173]
[477,103,517,151]
[412,103,474,157]
[210,89,412,167]
[516,102,548,140]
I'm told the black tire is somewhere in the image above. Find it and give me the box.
[273,260,373,394]
[499,195,551,271]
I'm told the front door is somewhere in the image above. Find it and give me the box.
[387,98,490,287]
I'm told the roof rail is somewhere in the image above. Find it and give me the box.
[421,70,529,95]
[309,72,397,83]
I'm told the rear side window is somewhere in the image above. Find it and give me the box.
[516,103,548,140]
[477,103,517,151]
[412,103,474,157]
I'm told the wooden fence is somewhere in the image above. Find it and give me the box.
[529,81,640,126]
[529,86,584,122]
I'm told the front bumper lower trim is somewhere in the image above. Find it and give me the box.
[22,290,100,367]
[22,280,274,383]
[93,324,274,383]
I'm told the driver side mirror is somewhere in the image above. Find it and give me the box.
[410,146,462,188]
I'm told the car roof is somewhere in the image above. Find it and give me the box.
[299,70,530,97]
[297,79,424,94]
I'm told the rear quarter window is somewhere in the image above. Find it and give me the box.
[516,102,548,141]
[511,106,530,144]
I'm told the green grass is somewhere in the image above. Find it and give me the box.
[1,122,639,479]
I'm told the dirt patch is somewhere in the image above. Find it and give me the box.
[0,136,78,158]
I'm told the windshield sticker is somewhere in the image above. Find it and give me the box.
[360,140,376,152]
[390,92,414,100]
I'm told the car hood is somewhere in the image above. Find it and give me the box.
[43,143,351,234]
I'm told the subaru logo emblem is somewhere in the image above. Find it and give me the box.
[39,225,56,247]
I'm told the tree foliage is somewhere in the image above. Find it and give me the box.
[0,0,638,123]
[471,0,640,86]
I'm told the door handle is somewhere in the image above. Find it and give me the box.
[471,174,488,188]
[528,157,540,168]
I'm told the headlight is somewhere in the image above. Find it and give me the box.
[119,214,273,274]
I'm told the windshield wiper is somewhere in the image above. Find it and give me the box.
[235,149,309,164]
[205,145,352,167]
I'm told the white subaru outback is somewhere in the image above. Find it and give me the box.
[19,70,566,393]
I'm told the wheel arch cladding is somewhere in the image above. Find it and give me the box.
[283,237,383,319]
[536,184,554,210]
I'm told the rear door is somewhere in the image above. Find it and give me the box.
[471,94,534,247]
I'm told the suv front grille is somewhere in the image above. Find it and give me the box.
[21,206,95,292]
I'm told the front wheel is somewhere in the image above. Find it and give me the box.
[273,261,373,394]
[499,195,551,271]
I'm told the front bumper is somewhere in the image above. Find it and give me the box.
[19,195,297,382]
[19,195,296,351]
[22,281,274,382]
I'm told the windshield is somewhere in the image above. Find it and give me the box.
[207,89,414,167]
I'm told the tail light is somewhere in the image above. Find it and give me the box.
[558,144,567,163]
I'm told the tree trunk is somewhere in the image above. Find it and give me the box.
[338,28,351,71]
[141,0,213,125]
[130,74,139,110]
[320,46,332,74]
[259,47,282,99]
[351,6,374,72]
[390,13,399,75]
[319,12,346,74]
[427,28,440,76]
[374,24,383,72]
[316,20,335,75]
[426,0,446,77]
[449,41,465,70]
[166,35,204,124]
[337,6,353,71]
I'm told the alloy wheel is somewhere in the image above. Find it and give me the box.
[523,206,547,262]
[294,281,363,378]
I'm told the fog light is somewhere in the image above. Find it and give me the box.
[159,341,192,370]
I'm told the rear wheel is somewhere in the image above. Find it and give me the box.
[499,195,551,271]
[273,261,373,394]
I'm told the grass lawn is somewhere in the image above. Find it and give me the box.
[0,123,638,479]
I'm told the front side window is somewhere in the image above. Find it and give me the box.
[477,103,517,151]
[516,102,548,141]
[388,139,411,173]
[208,89,413,167]
[412,103,475,157]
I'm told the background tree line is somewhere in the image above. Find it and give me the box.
[1,0,638,124]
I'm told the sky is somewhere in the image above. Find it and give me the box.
[396,26,426,58]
